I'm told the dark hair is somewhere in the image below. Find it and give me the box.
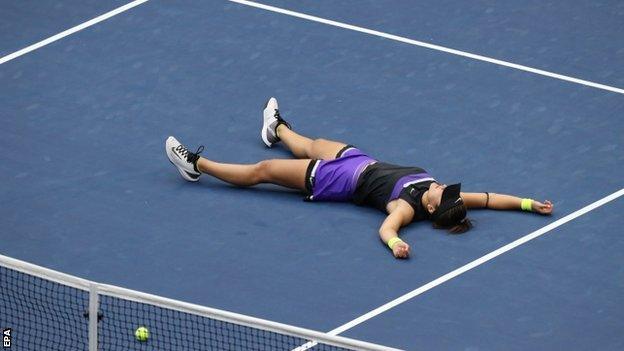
[432,204,472,234]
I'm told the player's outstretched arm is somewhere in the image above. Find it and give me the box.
[461,192,553,215]
[379,200,414,259]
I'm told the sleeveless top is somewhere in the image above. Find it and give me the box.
[352,162,435,221]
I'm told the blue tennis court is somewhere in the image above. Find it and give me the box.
[1,1,623,350]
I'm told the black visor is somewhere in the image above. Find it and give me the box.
[431,183,464,223]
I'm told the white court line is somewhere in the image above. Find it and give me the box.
[0,0,150,65]
[291,187,624,350]
[229,0,624,96]
[2,1,622,347]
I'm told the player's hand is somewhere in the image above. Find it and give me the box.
[532,200,553,215]
[392,241,410,259]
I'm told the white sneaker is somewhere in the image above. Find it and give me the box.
[261,97,290,147]
[165,136,203,182]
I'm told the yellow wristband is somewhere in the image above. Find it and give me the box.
[387,237,403,250]
[521,198,533,211]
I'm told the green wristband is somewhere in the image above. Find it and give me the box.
[521,198,533,211]
[387,237,403,250]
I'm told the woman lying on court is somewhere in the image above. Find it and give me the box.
[165,97,553,259]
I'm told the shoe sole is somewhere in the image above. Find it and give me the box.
[261,124,272,147]
[165,141,200,182]
[261,98,276,147]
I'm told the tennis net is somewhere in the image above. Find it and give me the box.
[0,254,399,351]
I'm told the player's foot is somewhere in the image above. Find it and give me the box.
[261,97,291,147]
[165,136,203,182]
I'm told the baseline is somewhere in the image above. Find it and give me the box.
[0,0,150,65]
[229,0,624,95]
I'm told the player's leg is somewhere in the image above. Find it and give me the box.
[261,97,347,160]
[196,157,309,190]
[278,125,347,161]
[272,123,313,158]
[166,136,308,190]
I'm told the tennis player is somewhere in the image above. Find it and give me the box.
[166,98,553,259]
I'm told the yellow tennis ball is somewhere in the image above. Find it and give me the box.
[135,326,149,342]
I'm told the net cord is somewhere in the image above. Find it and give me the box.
[0,254,401,351]
[0,253,90,291]
[96,283,400,351]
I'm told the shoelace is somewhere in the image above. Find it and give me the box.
[273,109,291,130]
[274,109,283,121]
[175,144,204,163]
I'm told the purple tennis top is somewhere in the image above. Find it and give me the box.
[352,162,436,219]
[306,147,437,221]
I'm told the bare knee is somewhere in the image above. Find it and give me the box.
[309,138,328,156]
[254,160,271,184]
[314,138,329,144]
[309,138,348,160]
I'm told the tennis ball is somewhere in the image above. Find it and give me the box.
[135,326,149,342]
